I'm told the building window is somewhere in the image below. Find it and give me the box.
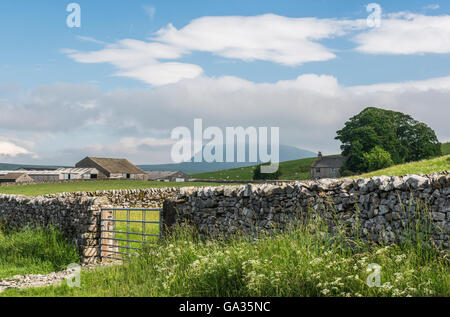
[332,168,337,174]
[316,168,320,173]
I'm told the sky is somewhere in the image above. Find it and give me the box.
[0,0,449,165]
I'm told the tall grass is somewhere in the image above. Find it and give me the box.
[0,226,80,279]
[4,213,448,297]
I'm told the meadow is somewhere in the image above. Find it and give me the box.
[0,226,79,279]
[2,218,448,297]
[356,155,450,178]
[0,146,448,296]
[0,180,221,197]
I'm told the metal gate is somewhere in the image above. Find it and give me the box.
[100,208,162,261]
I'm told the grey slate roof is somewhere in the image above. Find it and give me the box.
[311,156,348,168]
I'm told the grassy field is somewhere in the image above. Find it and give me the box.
[191,154,449,181]
[2,218,448,297]
[0,180,222,197]
[356,155,450,179]
[0,227,79,279]
[191,156,335,181]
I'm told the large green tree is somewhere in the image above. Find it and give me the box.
[336,107,441,173]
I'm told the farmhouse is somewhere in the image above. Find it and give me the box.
[310,152,348,179]
[147,171,190,182]
[0,172,34,184]
[75,157,148,180]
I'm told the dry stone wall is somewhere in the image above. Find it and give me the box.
[0,188,180,264]
[0,174,448,266]
[163,172,450,250]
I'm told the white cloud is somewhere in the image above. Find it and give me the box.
[66,39,201,86]
[153,14,364,65]
[0,140,37,158]
[2,74,449,163]
[115,62,203,86]
[423,4,440,10]
[350,76,450,94]
[76,35,107,45]
[65,14,366,86]
[354,12,450,54]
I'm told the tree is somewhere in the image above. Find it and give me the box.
[362,146,394,172]
[252,164,281,180]
[336,107,441,173]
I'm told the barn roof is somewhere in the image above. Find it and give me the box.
[311,156,348,168]
[83,157,145,174]
[56,168,99,174]
[0,172,29,180]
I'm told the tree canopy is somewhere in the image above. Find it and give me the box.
[335,107,441,173]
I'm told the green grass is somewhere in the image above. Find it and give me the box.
[0,180,222,197]
[191,156,337,181]
[107,209,160,258]
[356,155,450,179]
[0,226,79,279]
[441,142,450,155]
[193,151,450,181]
[3,213,448,297]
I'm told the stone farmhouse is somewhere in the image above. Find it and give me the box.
[310,152,348,179]
[147,171,190,182]
[75,157,148,180]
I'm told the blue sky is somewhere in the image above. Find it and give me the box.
[0,1,449,164]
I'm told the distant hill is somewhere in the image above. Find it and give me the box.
[191,155,339,181]
[0,163,67,171]
[138,145,316,174]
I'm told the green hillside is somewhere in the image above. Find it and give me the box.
[191,156,339,181]
[192,148,450,181]
[442,142,450,155]
[356,155,449,178]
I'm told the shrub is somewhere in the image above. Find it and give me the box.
[362,146,394,172]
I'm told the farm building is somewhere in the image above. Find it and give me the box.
[75,157,148,180]
[0,172,34,184]
[56,168,99,180]
[147,171,190,182]
[310,152,348,179]
[0,168,99,182]
[0,170,60,182]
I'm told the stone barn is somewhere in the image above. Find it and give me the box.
[0,173,34,184]
[75,157,148,180]
[310,152,348,179]
[147,171,190,182]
